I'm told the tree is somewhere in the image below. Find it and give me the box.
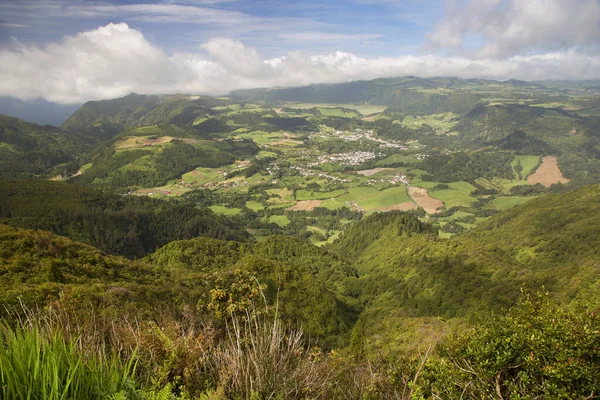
[425,290,600,399]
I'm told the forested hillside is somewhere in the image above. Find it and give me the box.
[0,179,249,258]
[61,93,229,140]
[1,183,599,398]
[0,115,93,179]
[328,184,600,351]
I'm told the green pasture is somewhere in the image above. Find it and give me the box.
[210,205,242,216]
[401,113,458,133]
[288,103,387,115]
[269,215,291,227]
[118,155,154,172]
[375,154,418,166]
[317,198,347,210]
[512,155,541,179]
[238,131,282,146]
[313,230,342,247]
[78,163,93,174]
[245,201,265,211]
[130,124,187,136]
[430,181,478,208]
[306,225,327,238]
[266,187,295,202]
[408,170,440,189]
[334,185,410,211]
[317,108,359,118]
[295,189,345,201]
[530,102,581,110]
[256,150,278,159]
[0,142,15,152]
[443,211,475,221]
[181,167,223,185]
[192,116,208,126]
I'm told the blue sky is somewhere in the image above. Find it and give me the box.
[0,0,442,57]
[0,0,599,106]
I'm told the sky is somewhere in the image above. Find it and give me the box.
[1,0,600,111]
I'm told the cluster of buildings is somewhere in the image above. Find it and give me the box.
[321,128,408,149]
[366,174,410,186]
[307,151,380,167]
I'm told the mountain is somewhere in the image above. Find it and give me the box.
[231,77,484,114]
[61,93,229,141]
[146,235,359,346]
[0,114,93,179]
[2,181,599,398]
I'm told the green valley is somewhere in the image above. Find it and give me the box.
[1,76,600,399]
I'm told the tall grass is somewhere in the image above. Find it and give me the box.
[0,303,426,399]
[0,322,136,400]
[211,306,333,399]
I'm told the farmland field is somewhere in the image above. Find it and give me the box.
[65,83,595,243]
[288,103,387,115]
[408,187,443,214]
[512,155,541,180]
[210,205,242,216]
[528,156,570,187]
[430,182,478,208]
[269,215,291,227]
[295,189,345,201]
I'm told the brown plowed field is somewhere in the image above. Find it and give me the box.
[408,187,443,214]
[527,156,570,187]
[287,200,322,211]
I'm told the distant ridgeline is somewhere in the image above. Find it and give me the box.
[1,78,599,193]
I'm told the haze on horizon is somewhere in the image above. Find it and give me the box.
[1,0,600,111]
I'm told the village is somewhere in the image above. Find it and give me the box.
[322,128,408,149]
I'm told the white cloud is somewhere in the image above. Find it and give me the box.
[429,0,600,57]
[0,23,29,28]
[278,31,383,43]
[1,23,599,104]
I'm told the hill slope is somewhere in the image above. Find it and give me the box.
[0,179,250,258]
[0,115,92,179]
[0,223,358,347]
[328,184,600,351]
[61,93,229,140]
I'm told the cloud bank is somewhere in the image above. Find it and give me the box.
[429,0,600,57]
[1,22,599,104]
